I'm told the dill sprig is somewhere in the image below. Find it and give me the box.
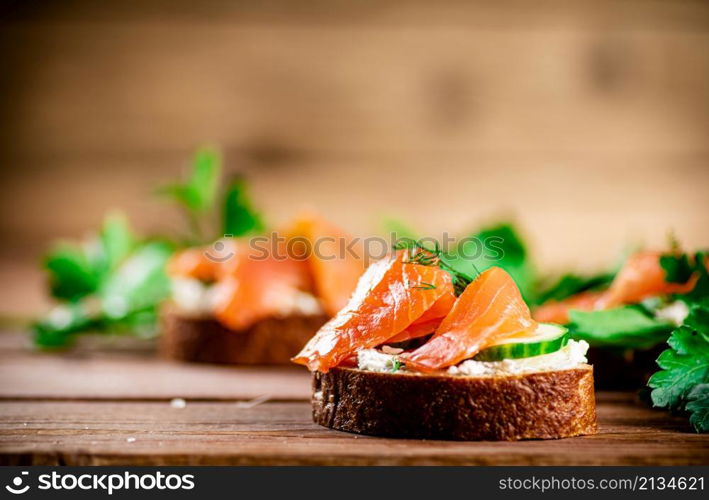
[394,239,478,295]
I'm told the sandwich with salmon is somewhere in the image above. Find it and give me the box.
[293,243,597,441]
[160,214,365,365]
[533,250,705,389]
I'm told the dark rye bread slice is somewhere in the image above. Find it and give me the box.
[159,306,329,365]
[313,365,597,441]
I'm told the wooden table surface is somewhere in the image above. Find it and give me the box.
[0,330,707,466]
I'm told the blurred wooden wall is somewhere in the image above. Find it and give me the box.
[1,0,708,314]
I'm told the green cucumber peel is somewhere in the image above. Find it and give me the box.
[473,324,569,362]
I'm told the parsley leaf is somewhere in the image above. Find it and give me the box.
[223,177,265,237]
[646,251,709,433]
[683,252,709,302]
[44,244,100,302]
[33,216,174,348]
[568,306,673,349]
[159,147,220,214]
[33,303,98,347]
[660,254,694,284]
[158,148,265,243]
[450,223,537,302]
[687,384,709,433]
[157,147,221,242]
[98,213,135,272]
[43,213,136,302]
[649,304,709,422]
[99,241,173,320]
[35,148,265,349]
[535,272,613,305]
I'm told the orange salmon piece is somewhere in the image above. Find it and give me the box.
[533,290,606,324]
[214,242,313,330]
[387,291,456,343]
[292,251,454,372]
[400,267,537,371]
[285,213,366,316]
[167,247,220,282]
[533,251,700,323]
[598,251,696,308]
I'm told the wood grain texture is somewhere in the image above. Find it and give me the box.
[0,355,311,401]
[0,330,706,465]
[0,0,708,301]
[3,22,707,156]
[0,331,311,401]
[0,394,706,465]
[4,0,708,29]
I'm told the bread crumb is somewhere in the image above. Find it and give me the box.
[126,437,136,443]
[170,398,187,409]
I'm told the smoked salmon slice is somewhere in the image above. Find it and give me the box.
[167,213,365,332]
[292,250,454,372]
[386,291,456,343]
[400,267,537,371]
[167,246,222,282]
[214,241,313,330]
[597,251,696,308]
[285,213,366,316]
[533,290,605,324]
[532,251,698,323]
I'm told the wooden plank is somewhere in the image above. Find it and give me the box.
[0,333,311,401]
[1,1,708,288]
[2,24,707,158]
[0,356,311,401]
[3,0,708,30]
[0,394,706,465]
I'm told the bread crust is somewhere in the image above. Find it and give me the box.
[159,306,328,365]
[313,365,597,440]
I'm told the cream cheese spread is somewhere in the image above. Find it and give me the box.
[448,339,589,376]
[654,300,689,326]
[357,339,590,376]
[170,278,323,316]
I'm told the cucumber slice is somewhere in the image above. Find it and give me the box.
[473,323,569,362]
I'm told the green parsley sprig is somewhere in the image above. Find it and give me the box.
[157,147,264,244]
[648,252,709,433]
[33,214,174,347]
[34,147,265,348]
